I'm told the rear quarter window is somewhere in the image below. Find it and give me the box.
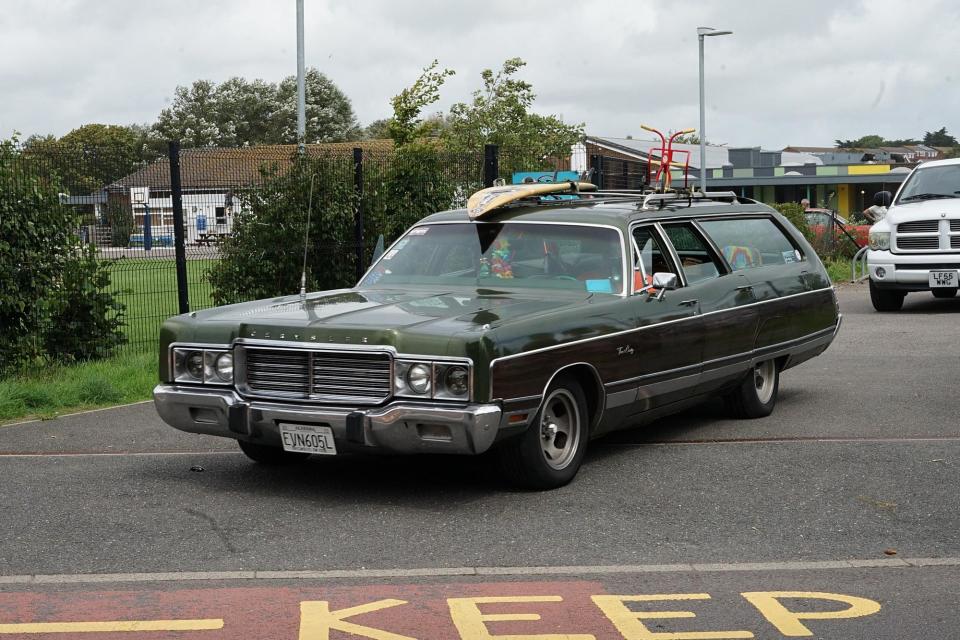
[699,217,803,271]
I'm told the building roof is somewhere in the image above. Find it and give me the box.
[108,140,394,192]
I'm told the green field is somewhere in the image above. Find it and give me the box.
[107,258,217,351]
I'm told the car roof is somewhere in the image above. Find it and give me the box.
[418,199,779,228]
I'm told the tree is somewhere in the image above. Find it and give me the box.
[923,127,958,147]
[208,153,359,305]
[150,69,359,148]
[442,58,584,165]
[362,118,392,140]
[387,60,455,146]
[0,138,125,373]
[834,134,920,149]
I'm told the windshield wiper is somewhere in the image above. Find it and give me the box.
[900,193,957,202]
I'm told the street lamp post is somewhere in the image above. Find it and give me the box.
[697,26,732,193]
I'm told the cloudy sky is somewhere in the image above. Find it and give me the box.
[2,0,957,149]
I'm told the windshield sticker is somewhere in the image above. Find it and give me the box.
[586,279,614,293]
[394,239,410,250]
[383,249,399,260]
[782,250,797,264]
[408,227,429,236]
[408,298,449,309]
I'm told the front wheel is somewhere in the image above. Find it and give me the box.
[238,440,310,465]
[497,377,589,490]
[932,288,957,299]
[725,359,779,419]
[870,279,905,311]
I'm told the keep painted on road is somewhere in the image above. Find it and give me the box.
[0,580,886,639]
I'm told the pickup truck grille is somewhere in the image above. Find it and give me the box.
[239,346,392,404]
[893,219,960,253]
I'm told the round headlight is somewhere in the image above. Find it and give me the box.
[406,364,432,394]
[186,351,204,380]
[215,352,234,382]
[444,366,469,396]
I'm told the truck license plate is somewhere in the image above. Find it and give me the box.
[929,270,959,288]
[279,423,337,455]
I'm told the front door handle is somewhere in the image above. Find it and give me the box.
[736,285,753,292]
[679,299,698,307]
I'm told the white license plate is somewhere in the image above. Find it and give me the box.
[279,423,337,455]
[929,270,959,288]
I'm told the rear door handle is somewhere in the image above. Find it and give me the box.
[679,299,698,307]
[736,285,753,292]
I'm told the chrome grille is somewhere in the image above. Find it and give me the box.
[241,347,391,403]
[896,236,940,250]
[951,220,960,232]
[898,220,939,233]
[952,237,960,249]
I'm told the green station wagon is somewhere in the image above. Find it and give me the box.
[154,188,841,489]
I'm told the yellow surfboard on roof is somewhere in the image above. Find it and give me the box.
[466,181,597,220]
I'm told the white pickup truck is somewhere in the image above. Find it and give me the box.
[867,157,960,311]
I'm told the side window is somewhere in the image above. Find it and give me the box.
[699,217,803,271]
[631,225,675,292]
[660,223,723,284]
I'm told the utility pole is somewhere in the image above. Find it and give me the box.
[697,26,732,193]
[296,0,306,154]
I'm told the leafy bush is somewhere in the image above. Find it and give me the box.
[209,153,359,305]
[773,202,814,242]
[0,139,126,375]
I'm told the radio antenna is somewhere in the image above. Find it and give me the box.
[299,172,315,307]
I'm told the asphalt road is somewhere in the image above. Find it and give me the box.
[1,283,958,638]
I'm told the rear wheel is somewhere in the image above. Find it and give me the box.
[725,359,779,419]
[932,288,957,299]
[497,377,589,490]
[870,279,905,311]
[238,440,310,465]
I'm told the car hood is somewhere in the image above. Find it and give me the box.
[888,197,960,223]
[190,287,596,345]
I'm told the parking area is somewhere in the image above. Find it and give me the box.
[0,283,957,638]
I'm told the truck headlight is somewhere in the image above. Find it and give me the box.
[869,231,890,251]
[395,360,470,399]
[172,346,233,385]
[406,364,432,395]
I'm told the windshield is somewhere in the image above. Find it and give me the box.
[360,223,625,294]
[897,165,960,203]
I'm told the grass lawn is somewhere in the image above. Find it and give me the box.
[0,352,157,424]
[107,258,217,351]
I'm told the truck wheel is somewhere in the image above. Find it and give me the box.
[869,279,905,311]
[497,376,589,490]
[932,288,957,299]
[238,440,310,465]
[725,359,779,419]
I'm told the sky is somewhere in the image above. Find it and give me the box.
[1,0,958,149]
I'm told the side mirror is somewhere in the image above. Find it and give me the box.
[652,272,678,289]
[651,272,678,301]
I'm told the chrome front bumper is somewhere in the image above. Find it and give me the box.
[153,384,503,455]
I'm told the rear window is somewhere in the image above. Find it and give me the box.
[699,218,803,271]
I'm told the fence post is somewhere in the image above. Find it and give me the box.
[483,144,499,187]
[168,141,190,315]
[353,147,364,281]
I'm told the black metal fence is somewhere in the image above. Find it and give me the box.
[5,138,646,354]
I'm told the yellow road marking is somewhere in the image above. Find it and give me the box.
[592,594,754,640]
[298,599,413,640]
[0,619,223,634]
[741,591,881,637]
[448,595,595,639]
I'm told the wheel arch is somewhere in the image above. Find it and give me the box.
[539,362,605,432]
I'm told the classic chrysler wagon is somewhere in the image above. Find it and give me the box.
[154,186,841,489]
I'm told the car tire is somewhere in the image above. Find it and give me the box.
[497,376,589,490]
[932,288,957,299]
[238,440,310,465]
[725,359,779,419]
[869,279,905,311]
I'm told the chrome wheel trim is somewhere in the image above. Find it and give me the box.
[539,388,581,470]
[754,360,776,404]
